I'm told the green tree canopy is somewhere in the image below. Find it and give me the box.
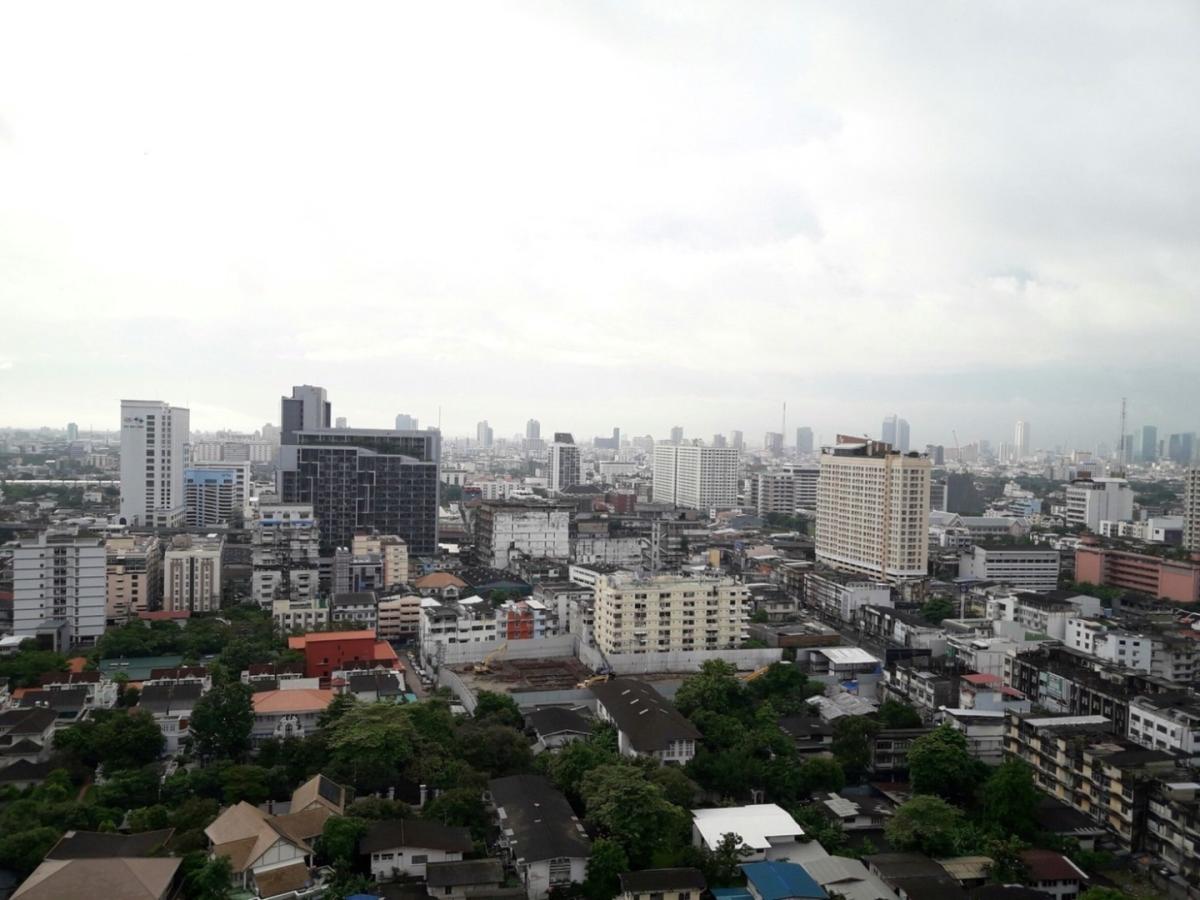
[55,708,164,771]
[980,759,1041,838]
[906,724,981,805]
[885,795,966,857]
[921,597,956,625]
[582,838,629,900]
[831,715,880,783]
[580,764,689,867]
[190,682,254,762]
[473,691,524,728]
[674,660,750,722]
[876,699,923,729]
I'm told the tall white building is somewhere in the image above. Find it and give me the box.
[12,528,107,649]
[1015,420,1031,459]
[815,438,930,583]
[476,420,494,448]
[653,445,739,511]
[1184,468,1200,553]
[119,400,189,527]
[592,573,749,654]
[548,436,582,493]
[474,500,571,569]
[395,413,419,431]
[163,535,223,613]
[1065,478,1134,531]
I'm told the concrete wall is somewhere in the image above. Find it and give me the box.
[580,642,783,675]
[430,633,579,666]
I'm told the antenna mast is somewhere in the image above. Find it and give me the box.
[1115,397,1128,474]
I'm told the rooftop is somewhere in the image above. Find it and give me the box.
[590,679,700,752]
[692,804,803,851]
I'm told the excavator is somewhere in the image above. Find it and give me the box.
[473,641,509,674]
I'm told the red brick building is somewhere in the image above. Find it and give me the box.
[288,630,402,680]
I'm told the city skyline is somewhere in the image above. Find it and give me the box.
[2,4,1197,444]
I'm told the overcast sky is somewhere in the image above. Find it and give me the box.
[2,2,1197,450]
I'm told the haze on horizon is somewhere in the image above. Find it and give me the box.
[1,2,1197,449]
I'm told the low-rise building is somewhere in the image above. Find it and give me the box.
[958,544,1060,593]
[377,594,422,642]
[250,688,333,746]
[271,596,330,634]
[805,570,892,624]
[591,678,700,764]
[105,534,161,621]
[488,774,591,900]
[138,681,203,755]
[1074,538,1200,605]
[330,591,378,632]
[1126,694,1200,757]
[359,819,472,880]
[691,804,806,862]
[617,868,707,900]
[1018,849,1088,900]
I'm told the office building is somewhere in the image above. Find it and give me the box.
[653,444,739,511]
[66,422,79,441]
[1140,426,1158,463]
[796,426,814,455]
[280,385,331,446]
[119,400,190,527]
[1065,478,1134,531]
[1168,433,1196,466]
[958,544,1061,593]
[592,572,749,654]
[526,419,541,441]
[474,500,571,569]
[730,430,744,451]
[163,535,224,613]
[815,437,931,583]
[395,413,418,431]
[250,504,321,607]
[183,465,247,527]
[881,415,911,453]
[712,434,727,449]
[763,432,783,457]
[334,416,347,428]
[12,528,107,649]
[1185,468,1200,552]
[106,534,162,621]
[548,434,581,493]
[476,420,494,449]
[279,428,441,556]
[752,465,819,516]
[670,426,684,444]
[1015,420,1030,459]
[594,427,620,450]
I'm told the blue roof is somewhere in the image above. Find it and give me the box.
[711,890,753,900]
[742,861,828,900]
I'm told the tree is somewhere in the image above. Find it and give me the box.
[0,826,62,878]
[546,734,620,803]
[885,795,965,857]
[316,816,368,867]
[55,709,164,771]
[127,805,171,832]
[1078,890,1131,900]
[921,597,955,625]
[220,764,273,806]
[831,716,879,782]
[473,691,524,728]
[582,838,629,900]
[980,759,1040,838]
[190,682,254,762]
[647,763,699,808]
[580,764,689,866]
[324,702,418,793]
[317,693,358,728]
[876,700,922,729]
[459,723,533,777]
[700,832,753,885]
[796,756,846,796]
[170,797,221,833]
[791,804,849,855]
[182,853,233,900]
[0,646,68,689]
[674,661,749,721]
[422,788,490,841]
[906,724,980,805]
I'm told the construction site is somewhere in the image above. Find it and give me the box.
[450,655,594,695]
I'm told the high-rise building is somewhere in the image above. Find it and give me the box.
[474,499,572,569]
[476,420,494,448]
[763,432,783,457]
[652,444,739,510]
[335,416,348,429]
[281,385,331,446]
[526,419,541,441]
[548,434,582,493]
[183,461,250,526]
[1168,433,1196,466]
[881,415,897,447]
[1015,420,1030,459]
[594,427,621,450]
[66,422,79,442]
[592,572,748,654]
[352,534,409,588]
[1141,425,1158,463]
[1065,478,1134,531]
[163,535,223,613]
[816,437,931,583]
[669,426,684,445]
[796,426,814,455]
[1182,468,1199,553]
[12,527,107,649]
[119,400,190,528]
[925,444,945,466]
[105,534,161,621]
[250,504,321,607]
[730,431,744,451]
[280,428,441,556]
[712,434,728,449]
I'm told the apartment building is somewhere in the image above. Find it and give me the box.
[105,534,161,621]
[119,399,189,528]
[1127,694,1200,756]
[592,573,748,655]
[751,466,820,516]
[12,527,107,649]
[804,569,891,623]
[474,500,571,570]
[377,595,421,642]
[352,534,409,587]
[652,444,739,511]
[250,504,320,607]
[1065,618,1154,672]
[1065,478,1134,531]
[958,544,1061,593]
[418,598,500,665]
[815,438,930,583]
[1145,781,1200,890]
[1074,537,1200,604]
[1185,468,1200,552]
[548,435,582,494]
[330,591,378,632]
[271,597,330,634]
[163,535,223,613]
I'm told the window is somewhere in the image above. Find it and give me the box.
[412,854,428,864]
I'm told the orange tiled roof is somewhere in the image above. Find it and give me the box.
[251,689,334,714]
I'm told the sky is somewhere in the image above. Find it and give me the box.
[1,2,1197,450]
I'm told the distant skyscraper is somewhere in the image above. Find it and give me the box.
[1140,425,1158,462]
[335,416,348,429]
[670,426,684,445]
[712,434,728,449]
[395,413,419,431]
[730,430,744,451]
[526,419,541,441]
[549,434,581,493]
[763,432,783,457]
[653,444,739,510]
[66,422,79,442]
[476,420,494,448]
[795,426,814,455]
[881,415,897,447]
[1015,420,1030,459]
[1169,433,1197,466]
[184,462,250,526]
[897,419,910,453]
[1184,468,1200,552]
[594,428,620,450]
[120,399,190,527]
[281,385,331,446]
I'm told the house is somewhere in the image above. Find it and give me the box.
[816,792,894,831]
[0,707,57,768]
[691,805,805,862]
[777,716,834,757]
[286,629,401,680]
[591,679,700,764]
[36,670,118,708]
[488,774,591,900]
[426,858,513,899]
[0,758,54,790]
[290,773,347,815]
[138,681,203,755]
[799,856,899,900]
[250,688,333,746]
[204,801,324,896]
[741,860,828,900]
[16,687,90,724]
[341,670,407,703]
[10,857,183,900]
[46,829,174,860]
[415,572,468,599]
[618,868,707,900]
[934,856,993,889]
[863,853,967,900]
[868,728,933,776]
[359,819,472,880]
[1018,850,1088,900]
[524,707,593,753]
[1034,797,1106,852]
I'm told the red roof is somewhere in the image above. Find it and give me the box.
[138,609,191,621]
[291,630,377,646]
[1020,850,1087,882]
[962,673,1002,685]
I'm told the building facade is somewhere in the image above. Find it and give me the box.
[592,573,749,654]
[1065,478,1134,531]
[652,444,739,511]
[1185,468,1200,553]
[12,528,107,649]
[958,544,1061,593]
[163,535,223,613]
[474,500,571,569]
[548,437,581,493]
[250,504,321,607]
[119,399,189,527]
[106,534,161,621]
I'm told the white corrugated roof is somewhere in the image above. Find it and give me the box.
[815,647,880,665]
[691,804,803,850]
